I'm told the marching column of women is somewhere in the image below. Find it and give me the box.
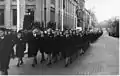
[0,27,103,75]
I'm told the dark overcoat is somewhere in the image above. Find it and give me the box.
[0,34,14,70]
[15,37,26,58]
[27,32,39,57]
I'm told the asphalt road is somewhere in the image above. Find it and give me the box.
[7,33,119,75]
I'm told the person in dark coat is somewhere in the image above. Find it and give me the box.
[27,29,39,67]
[50,31,58,64]
[44,31,53,65]
[10,31,17,59]
[14,31,26,67]
[0,28,15,75]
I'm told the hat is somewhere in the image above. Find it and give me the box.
[17,30,22,34]
[32,28,38,33]
[0,27,6,31]
[44,31,47,34]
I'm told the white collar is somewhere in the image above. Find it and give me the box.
[0,36,4,39]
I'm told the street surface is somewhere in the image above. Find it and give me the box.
[7,32,119,75]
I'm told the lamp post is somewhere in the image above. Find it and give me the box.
[17,0,20,32]
[61,0,64,31]
[44,0,47,29]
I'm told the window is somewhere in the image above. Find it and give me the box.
[0,9,4,26]
[50,8,55,22]
[26,9,34,22]
[13,9,17,26]
[51,0,55,5]
[63,0,65,9]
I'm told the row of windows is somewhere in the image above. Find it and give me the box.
[0,9,4,25]
[50,0,55,22]
[0,0,36,1]
[0,9,17,26]
[0,0,35,2]
[50,7,55,22]
[0,8,36,26]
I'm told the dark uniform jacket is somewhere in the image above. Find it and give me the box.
[0,34,14,70]
[14,37,26,58]
[27,32,39,57]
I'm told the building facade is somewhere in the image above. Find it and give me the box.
[0,0,17,29]
[75,0,86,30]
[0,0,85,30]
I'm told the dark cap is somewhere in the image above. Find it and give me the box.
[0,27,6,31]
[17,30,23,34]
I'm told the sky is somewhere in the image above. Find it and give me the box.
[85,0,120,23]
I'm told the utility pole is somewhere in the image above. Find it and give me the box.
[17,0,20,32]
[61,0,64,31]
[44,0,47,29]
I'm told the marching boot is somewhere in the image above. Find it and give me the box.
[53,56,57,64]
[51,57,56,64]
[17,59,20,67]
[51,54,57,64]
[47,57,52,66]
[70,57,72,64]
[76,52,78,58]
[20,58,24,65]
[20,61,23,65]
[1,70,8,75]
[65,57,69,67]
[47,61,52,66]
[40,58,45,63]
[17,62,20,67]
[32,57,37,67]
[7,66,9,69]
[46,54,52,66]
[34,57,37,64]
[57,54,61,61]
[40,54,45,63]
[32,63,35,67]
[59,52,62,60]
[80,49,84,56]
[4,70,8,75]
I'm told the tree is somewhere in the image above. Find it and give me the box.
[87,9,98,27]
[106,16,119,37]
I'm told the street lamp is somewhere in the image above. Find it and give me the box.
[44,0,47,29]
[17,0,20,32]
[61,0,64,31]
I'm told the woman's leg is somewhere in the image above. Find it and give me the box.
[32,48,38,67]
[32,56,37,67]
[20,57,23,65]
[0,69,8,75]
[40,52,45,63]
[17,58,20,67]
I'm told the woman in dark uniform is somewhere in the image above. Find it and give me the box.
[27,29,39,67]
[39,31,45,63]
[0,28,15,75]
[15,31,26,67]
